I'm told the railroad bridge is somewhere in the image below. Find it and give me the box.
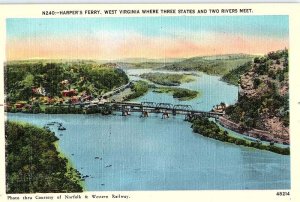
[107,101,224,120]
[58,100,223,120]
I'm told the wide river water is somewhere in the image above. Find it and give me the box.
[7,69,290,190]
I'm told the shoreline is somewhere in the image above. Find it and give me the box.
[189,116,289,155]
[5,121,84,193]
[53,141,86,191]
[6,112,289,155]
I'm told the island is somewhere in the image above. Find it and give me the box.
[153,87,199,100]
[140,72,195,86]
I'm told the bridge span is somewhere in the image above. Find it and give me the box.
[103,101,224,119]
[60,100,223,119]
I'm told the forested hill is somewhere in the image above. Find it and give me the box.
[5,61,128,102]
[5,121,83,193]
[225,49,289,139]
[161,54,253,75]
[221,61,252,85]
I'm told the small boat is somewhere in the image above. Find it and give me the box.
[58,126,66,130]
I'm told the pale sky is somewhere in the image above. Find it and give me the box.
[6,16,289,61]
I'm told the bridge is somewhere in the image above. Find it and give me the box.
[104,101,223,120]
[55,100,223,120]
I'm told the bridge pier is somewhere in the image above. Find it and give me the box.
[121,106,130,116]
[184,114,192,121]
[141,111,149,117]
[172,109,176,116]
[162,111,169,119]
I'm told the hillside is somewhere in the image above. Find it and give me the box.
[5,121,83,193]
[221,61,252,85]
[5,61,129,103]
[114,58,184,69]
[119,62,171,69]
[161,54,253,75]
[225,49,289,142]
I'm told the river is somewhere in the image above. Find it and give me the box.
[6,69,290,190]
[125,69,238,111]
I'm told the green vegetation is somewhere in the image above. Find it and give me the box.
[140,72,195,86]
[225,49,289,130]
[8,103,112,115]
[153,87,199,100]
[121,62,170,69]
[44,106,85,114]
[225,94,289,130]
[53,142,85,190]
[162,54,253,75]
[221,62,252,85]
[5,121,83,193]
[124,80,149,100]
[5,61,129,102]
[191,117,289,155]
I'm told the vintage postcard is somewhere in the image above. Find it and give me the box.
[0,3,299,202]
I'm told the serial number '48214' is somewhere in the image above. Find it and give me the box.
[276,192,290,196]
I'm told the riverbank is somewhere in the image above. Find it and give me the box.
[6,104,112,115]
[54,142,86,191]
[190,117,290,155]
[123,80,149,100]
[5,121,84,193]
[217,116,289,145]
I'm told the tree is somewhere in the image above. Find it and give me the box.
[5,121,83,193]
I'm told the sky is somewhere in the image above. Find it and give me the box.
[6,16,289,61]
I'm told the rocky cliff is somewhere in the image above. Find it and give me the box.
[225,49,289,143]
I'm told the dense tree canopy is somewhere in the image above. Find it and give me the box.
[5,61,129,102]
[5,121,83,193]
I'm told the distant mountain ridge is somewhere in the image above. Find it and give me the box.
[161,54,254,75]
[7,53,256,76]
[7,57,184,64]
